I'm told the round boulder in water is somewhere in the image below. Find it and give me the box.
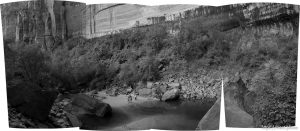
[162,88,180,101]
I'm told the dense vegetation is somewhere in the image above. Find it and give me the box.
[224,20,298,127]
[4,14,229,91]
[250,38,297,127]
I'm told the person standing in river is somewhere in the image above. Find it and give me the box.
[127,94,132,102]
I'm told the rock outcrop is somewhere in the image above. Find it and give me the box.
[167,82,181,89]
[49,97,72,127]
[133,68,222,101]
[162,88,180,101]
[65,94,112,117]
[8,107,56,128]
[163,68,222,99]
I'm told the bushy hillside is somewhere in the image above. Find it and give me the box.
[223,21,298,127]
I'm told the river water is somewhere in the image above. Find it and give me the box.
[79,97,215,130]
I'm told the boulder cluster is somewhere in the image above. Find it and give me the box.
[132,69,222,101]
[8,90,113,128]
[8,107,54,128]
[7,68,222,128]
[49,98,72,127]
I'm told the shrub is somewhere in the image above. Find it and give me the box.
[117,54,161,87]
[234,47,268,68]
[94,43,113,61]
[218,18,241,31]
[204,40,230,65]
[145,25,168,53]
[130,29,146,47]
[48,63,76,91]
[72,60,96,85]
[15,44,50,86]
[118,61,141,87]
[4,42,18,81]
[167,59,187,73]
[49,46,77,91]
[251,60,296,127]
[278,38,297,61]
[253,79,296,127]
[90,62,119,90]
[137,55,161,82]
[64,37,87,50]
[184,39,213,62]
[180,18,206,42]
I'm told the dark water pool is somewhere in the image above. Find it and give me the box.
[79,99,215,130]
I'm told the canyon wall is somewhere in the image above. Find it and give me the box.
[1,2,199,40]
[58,3,300,38]
[1,2,299,41]
[74,4,198,38]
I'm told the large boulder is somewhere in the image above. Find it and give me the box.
[7,82,58,121]
[181,85,187,91]
[167,82,181,89]
[65,94,112,118]
[146,82,154,89]
[138,88,152,96]
[162,88,180,101]
[159,84,168,93]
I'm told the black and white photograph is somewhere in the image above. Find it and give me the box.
[1,1,221,130]
[0,0,298,130]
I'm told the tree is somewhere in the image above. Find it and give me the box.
[16,45,49,86]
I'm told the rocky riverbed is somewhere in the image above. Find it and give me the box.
[8,67,221,129]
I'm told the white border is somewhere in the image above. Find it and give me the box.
[0,0,299,131]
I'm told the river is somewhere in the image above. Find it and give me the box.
[78,92,215,130]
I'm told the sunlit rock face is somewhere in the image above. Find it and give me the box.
[52,3,300,38]
[1,2,299,41]
[79,4,198,38]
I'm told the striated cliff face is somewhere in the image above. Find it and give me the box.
[1,1,85,43]
[1,2,299,42]
[79,4,199,38]
[1,2,198,40]
[83,4,144,37]
[64,3,300,38]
